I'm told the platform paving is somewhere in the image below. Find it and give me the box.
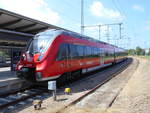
[0,67,29,94]
[0,67,16,81]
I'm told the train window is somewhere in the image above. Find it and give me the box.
[98,48,101,55]
[84,46,88,57]
[86,46,92,57]
[94,48,97,56]
[108,50,111,57]
[95,48,97,54]
[70,44,78,59]
[102,48,105,56]
[99,48,102,56]
[91,47,94,55]
[83,46,86,57]
[56,43,68,61]
[91,47,94,57]
[104,49,108,57]
[96,48,99,57]
[76,45,84,58]
[90,47,93,57]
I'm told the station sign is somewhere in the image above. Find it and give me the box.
[48,81,56,90]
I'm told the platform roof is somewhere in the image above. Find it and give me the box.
[0,8,66,47]
[0,8,65,34]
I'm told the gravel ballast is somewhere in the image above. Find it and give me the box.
[106,57,150,113]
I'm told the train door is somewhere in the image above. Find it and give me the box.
[67,44,76,72]
[100,48,104,65]
[114,48,116,62]
[65,44,71,71]
[56,43,70,73]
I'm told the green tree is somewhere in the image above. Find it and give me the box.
[136,46,143,55]
[127,49,136,55]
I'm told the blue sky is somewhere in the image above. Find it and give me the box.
[0,0,149,49]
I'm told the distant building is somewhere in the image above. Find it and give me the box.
[145,48,149,55]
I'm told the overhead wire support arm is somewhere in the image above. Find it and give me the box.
[83,22,123,28]
[83,23,123,42]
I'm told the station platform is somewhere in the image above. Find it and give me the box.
[0,67,16,81]
[0,67,29,94]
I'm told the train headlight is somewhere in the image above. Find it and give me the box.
[36,72,42,80]
[21,54,26,61]
[17,64,23,70]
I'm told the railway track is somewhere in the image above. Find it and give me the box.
[0,58,131,113]
[0,88,50,113]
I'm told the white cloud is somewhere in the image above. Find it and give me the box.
[132,4,144,12]
[90,1,124,21]
[0,0,61,25]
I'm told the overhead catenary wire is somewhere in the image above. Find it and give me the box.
[83,23,123,44]
[111,0,126,18]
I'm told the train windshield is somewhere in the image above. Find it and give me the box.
[27,31,56,54]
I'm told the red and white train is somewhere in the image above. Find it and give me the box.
[16,29,127,82]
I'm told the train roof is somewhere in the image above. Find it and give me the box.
[38,29,125,50]
[60,30,125,50]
